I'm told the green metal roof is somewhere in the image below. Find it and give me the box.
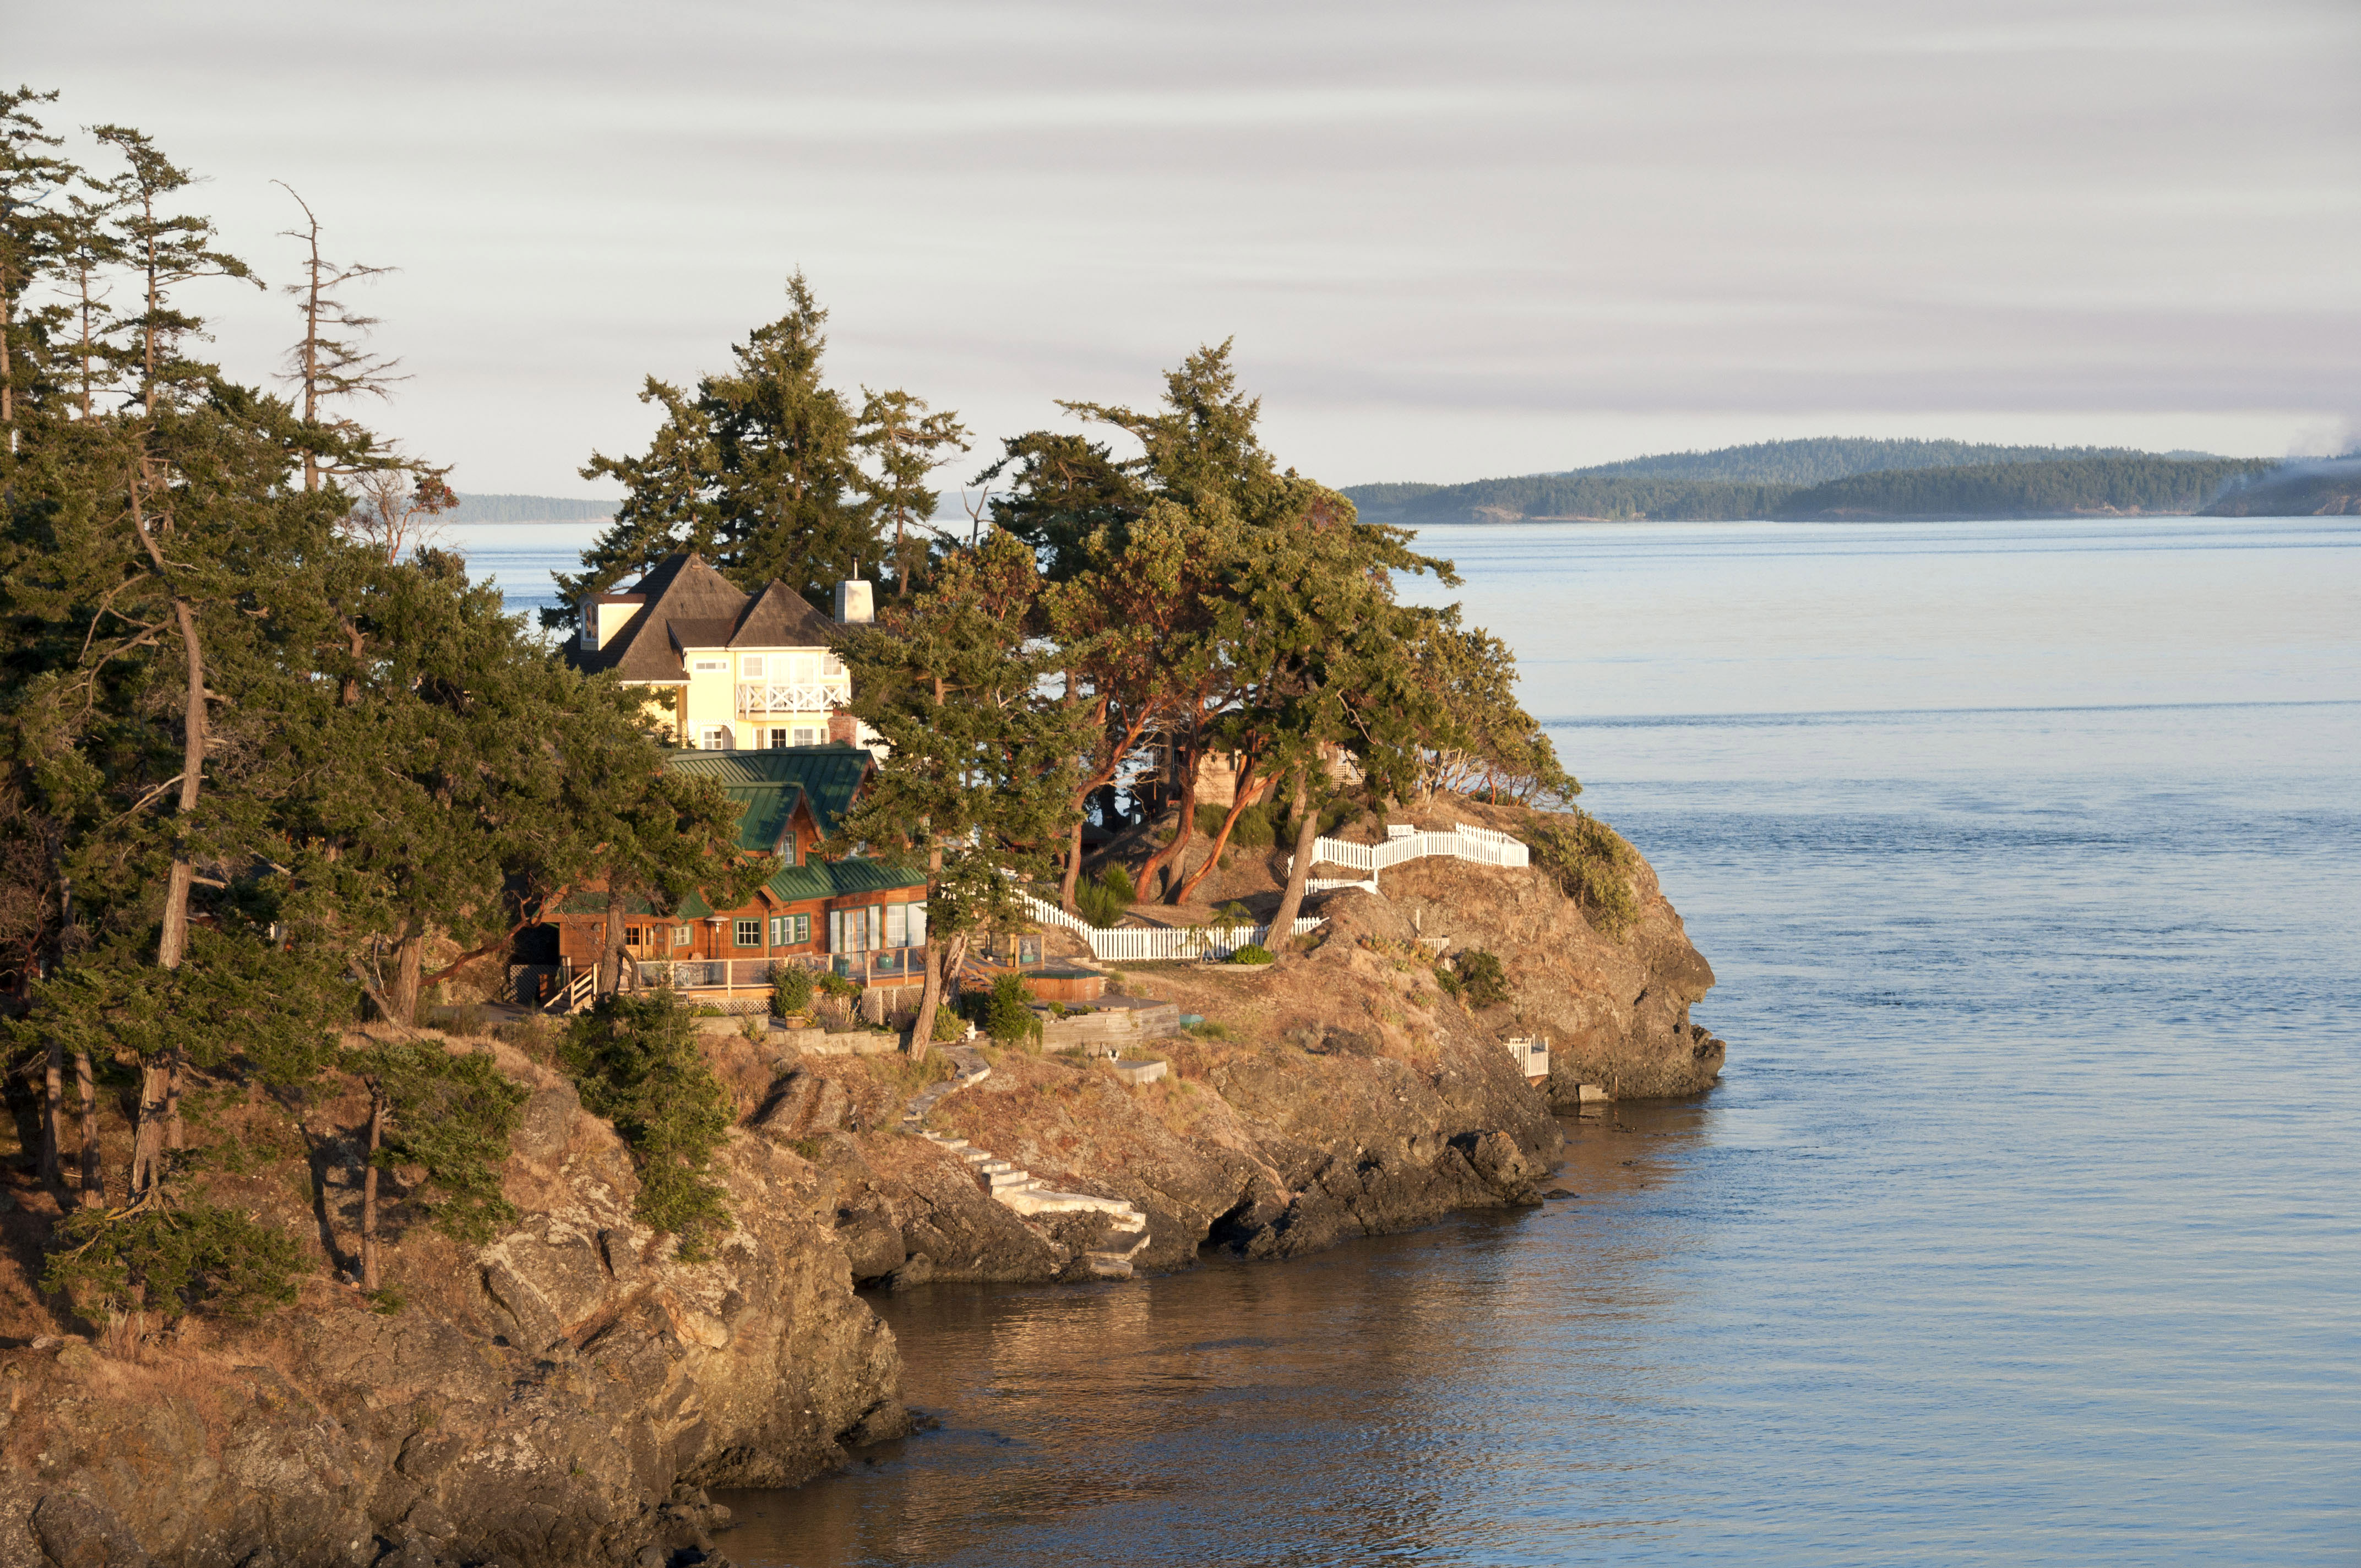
[665,744,875,846]
[764,856,926,906]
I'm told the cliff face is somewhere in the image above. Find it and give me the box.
[0,1046,903,1568]
[775,798,1724,1285]
[0,799,1720,1566]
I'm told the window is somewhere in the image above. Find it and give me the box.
[829,906,884,954]
[741,654,766,677]
[879,902,928,949]
[698,727,732,751]
[768,728,791,749]
[792,726,819,745]
[625,926,643,948]
[690,657,727,673]
[735,919,761,948]
[769,912,810,947]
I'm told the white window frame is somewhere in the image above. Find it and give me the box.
[734,918,761,948]
[769,912,811,946]
[740,654,766,677]
[673,924,692,945]
[699,727,732,751]
[792,726,820,745]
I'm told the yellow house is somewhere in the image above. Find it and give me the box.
[568,552,878,751]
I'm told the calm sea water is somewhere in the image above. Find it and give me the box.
[457,518,2361,1565]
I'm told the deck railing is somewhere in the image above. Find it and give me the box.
[735,679,850,715]
[635,948,925,992]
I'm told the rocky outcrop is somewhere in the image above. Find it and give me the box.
[0,1048,902,1568]
[1378,802,1723,1101]
[764,805,1717,1285]
[0,798,1720,1566]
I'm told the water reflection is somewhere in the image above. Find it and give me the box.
[719,1109,1710,1568]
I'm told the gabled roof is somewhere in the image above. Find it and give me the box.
[665,744,877,843]
[569,553,836,683]
[733,581,838,648]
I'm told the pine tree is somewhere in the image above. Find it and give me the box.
[270,181,400,493]
[835,530,1094,1054]
[558,273,959,618]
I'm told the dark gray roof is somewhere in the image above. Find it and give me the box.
[569,554,834,683]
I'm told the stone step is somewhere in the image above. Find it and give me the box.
[961,1149,995,1165]
[983,1169,1034,1192]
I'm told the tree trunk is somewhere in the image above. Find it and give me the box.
[127,1058,173,1199]
[74,1050,101,1208]
[39,1038,62,1186]
[164,1047,184,1151]
[360,1085,385,1292]
[907,940,945,1060]
[1269,765,1320,941]
[1137,737,1200,903]
[1059,815,1086,914]
[1175,758,1260,906]
[388,930,425,1026]
[599,895,625,997]
[156,599,206,971]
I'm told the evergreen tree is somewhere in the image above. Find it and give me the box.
[559,273,954,616]
[835,530,1095,1053]
[857,384,969,594]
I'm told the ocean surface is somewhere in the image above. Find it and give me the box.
[458,517,2360,1565]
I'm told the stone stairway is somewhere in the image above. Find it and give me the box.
[902,1046,1150,1278]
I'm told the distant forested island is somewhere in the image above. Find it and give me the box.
[1345,438,2288,523]
[446,492,617,523]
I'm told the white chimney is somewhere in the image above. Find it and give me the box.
[835,580,874,624]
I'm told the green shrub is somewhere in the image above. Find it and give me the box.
[1214,901,1254,923]
[442,1003,486,1037]
[1455,949,1510,1009]
[770,963,815,1016]
[44,1204,304,1322]
[818,971,862,1001]
[559,992,735,1261]
[369,1042,530,1244]
[982,972,1042,1049]
[1528,813,1643,940]
[931,1003,967,1042]
[1075,864,1134,929]
[1187,1020,1232,1040]
[1226,943,1275,966]
[1433,965,1464,999]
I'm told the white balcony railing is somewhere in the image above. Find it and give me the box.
[736,680,849,715]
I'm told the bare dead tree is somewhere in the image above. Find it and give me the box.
[343,465,458,564]
[274,182,402,491]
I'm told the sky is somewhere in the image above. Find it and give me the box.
[16,0,2361,497]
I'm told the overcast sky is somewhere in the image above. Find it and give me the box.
[17,0,2360,494]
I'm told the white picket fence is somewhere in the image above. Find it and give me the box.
[1014,888,1320,962]
[1292,823,1530,881]
[1007,821,1524,961]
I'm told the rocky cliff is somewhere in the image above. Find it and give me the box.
[0,798,1721,1567]
[0,1044,904,1568]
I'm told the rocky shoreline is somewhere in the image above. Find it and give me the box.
[0,802,1720,1568]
